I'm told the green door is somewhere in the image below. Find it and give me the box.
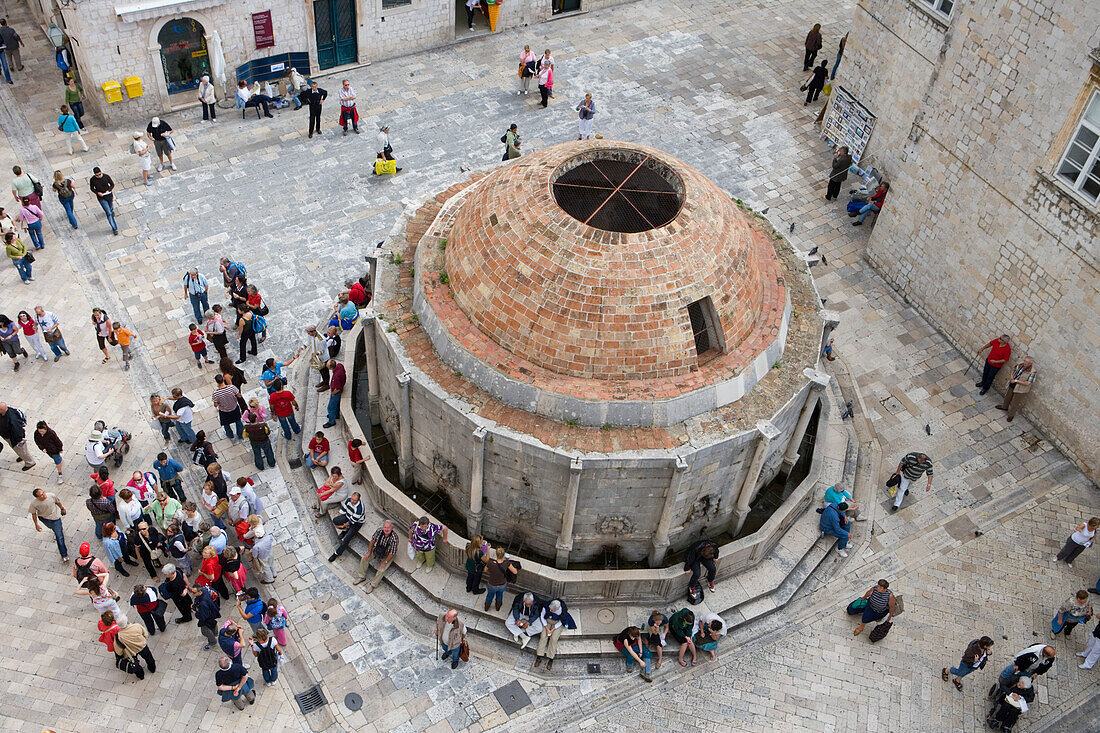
[315,0,357,70]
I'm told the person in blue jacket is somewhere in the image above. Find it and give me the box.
[820,502,850,558]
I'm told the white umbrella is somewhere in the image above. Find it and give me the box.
[209,30,227,101]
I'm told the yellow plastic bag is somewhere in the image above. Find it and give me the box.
[374,158,397,175]
[823,82,832,96]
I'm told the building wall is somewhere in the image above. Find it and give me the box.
[841,0,1100,481]
[44,0,631,126]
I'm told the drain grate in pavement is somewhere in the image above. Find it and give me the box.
[493,680,532,715]
[294,684,327,715]
[587,663,602,675]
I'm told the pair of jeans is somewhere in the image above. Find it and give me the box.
[620,644,653,674]
[59,196,78,228]
[46,335,68,357]
[485,585,506,607]
[39,516,68,558]
[70,101,85,128]
[201,102,217,120]
[950,660,979,678]
[224,419,245,440]
[99,197,117,232]
[252,439,275,470]
[12,256,31,282]
[0,48,9,83]
[326,392,341,425]
[332,522,362,557]
[189,292,210,324]
[857,202,880,223]
[261,666,278,683]
[687,558,717,586]
[26,221,44,249]
[93,517,108,539]
[305,452,327,468]
[440,641,460,663]
[277,414,301,439]
[157,420,173,442]
[175,420,196,444]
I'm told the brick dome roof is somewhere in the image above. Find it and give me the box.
[443,141,776,381]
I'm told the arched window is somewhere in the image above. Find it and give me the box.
[158,18,209,94]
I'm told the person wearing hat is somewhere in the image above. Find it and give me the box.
[374,125,402,174]
[129,132,154,186]
[146,116,175,172]
[182,267,209,324]
[227,484,251,525]
[818,500,850,558]
[73,541,108,586]
[503,123,521,161]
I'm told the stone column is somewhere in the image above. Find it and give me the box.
[363,312,381,425]
[364,253,379,301]
[554,457,584,569]
[467,426,488,538]
[729,420,781,536]
[649,455,688,566]
[396,371,413,488]
[780,369,831,476]
[820,310,841,356]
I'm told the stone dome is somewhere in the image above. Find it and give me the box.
[444,141,773,381]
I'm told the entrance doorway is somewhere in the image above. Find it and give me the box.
[553,0,581,14]
[455,0,490,38]
[158,18,209,94]
[314,0,358,70]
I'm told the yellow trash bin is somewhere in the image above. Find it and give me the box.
[123,76,144,99]
[102,81,122,103]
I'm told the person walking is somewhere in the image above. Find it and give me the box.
[819,501,851,557]
[58,105,88,155]
[322,359,345,428]
[576,94,595,140]
[338,79,359,135]
[975,334,1012,395]
[1077,618,1100,669]
[1052,590,1094,639]
[105,522,139,577]
[187,583,219,647]
[198,74,217,122]
[113,614,157,678]
[130,132,154,186]
[0,314,28,371]
[52,170,79,229]
[158,563,192,625]
[851,181,889,226]
[129,584,167,635]
[410,515,447,573]
[517,45,536,95]
[251,628,280,684]
[243,418,276,471]
[996,356,1035,421]
[0,22,11,84]
[943,636,994,690]
[268,379,301,440]
[327,493,366,561]
[16,197,44,250]
[5,231,31,283]
[34,306,69,360]
[536,60,552,108]
[375,125,401,172]
[89,167,119,235]
[215,655,256,710]
[10,166,41,207]
[0,19,23,72]
[183,268,210,324]
[0,402,36,470]
[614,626,654,682]
[803,23,823,70]
[18,311,49,361]
[826,146,852,200]
[91,308,113,364]
[301,80,327,139]
[888,451,933,512]
[111,321,134,370]
[33,421,65,483]
[204,307,229,360]
[802,60,829,105]
[1053,517,1099,567]
[354,520,399,593]
[29,487,69,561]
[147,117,176,172]
[502,123,521,161]
[850,578,896,635]
[64,78,87,129]
[212,375,245,441]
[464,0,479,29]
[246,516,277,584]
[682,538,720,591]
[436,609,467,670]
[236,307,258,364]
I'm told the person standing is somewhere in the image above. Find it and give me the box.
[153,452,187,502]
[198,75,217,122]
[536,60,552,108]
[215,655,256,710]
[236,587,266,633]
[502,124,521,161]
[409,515,447,574]
[171,388,197,444]
[0,19,22,72]
[831,32,848,79]
[802,60,829,105]
[464,0,479,29]
[322,359,345,428]
[888,451,933,512]
[204,307,229,360]
[161,563,193,624]
[0,23,10,84]
[89,167,118,235]
[975,335,1011,395]
[260,353,299,393]
[244,419,276,471]
[183,268,210,325]
[1052,590,1094,639]
[301,80,327,139]
[236,307,257,364]
[16,197,44,250]
[803,23,823,70]
[436,609,467,670]
[130,133,154,186]
[29,487,68,561]
[64,77,87,129]
[482,547,517,612]
[212,375,245,441]
[517,45,536,95]
[826,146,852,200]
[5,231,31,283]
[354,520,399,594]
[942,636,994,690]
[1077,618,1100,669]
[338,79,359,135]
[190,583,220,647]
[91,308,113,364]
[33,421,65,484]
[129,584,167,635]
[1053,517,1099,567]
[0,314,27,371]
[347,438,369,485]
[52,170,79,229]
[996,356,1035,421]
[0,402,36,470]
[86,485,117,539]
[58,106,88,155]
[114,323,136,377]
[268,379,302,440]
[251,628,280,685]
[576,94,595,140]
[17,310,48,361]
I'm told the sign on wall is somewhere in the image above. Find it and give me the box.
[252,11,275,49]
[822,85,877,163]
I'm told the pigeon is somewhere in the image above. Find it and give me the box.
[820,299,827,306]
[759,207,769,215]
[789,223,795,233]
[820,254,828,265]
[924,424,932,435]
[807,246,818,255]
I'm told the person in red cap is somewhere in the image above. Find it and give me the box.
[73,542,109,588]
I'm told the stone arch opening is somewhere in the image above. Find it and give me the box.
[157,17,210,94]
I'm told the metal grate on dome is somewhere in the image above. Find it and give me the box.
[552,153,683,233]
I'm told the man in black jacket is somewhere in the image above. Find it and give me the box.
[300,81,327,139]
[88,167,118,235]
[683,539,720,591]
[989,644,1055,698]
[0,402,35,469]
[506,592,544,649]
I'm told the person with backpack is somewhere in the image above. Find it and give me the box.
[188,577,220,644]
[57,105,88,155]
[10,165,41,207]
[683,538,720,592]
[502,123,521,161]
[182,268,210,324]
[51,170,79,229]
[73,542,109,587]
[251,628,280,684]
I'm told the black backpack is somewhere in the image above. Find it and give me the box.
[255,640,279,669]
[687,580,704,605]
[74,557,98,587]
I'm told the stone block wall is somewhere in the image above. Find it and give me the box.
[842,0,1100,480]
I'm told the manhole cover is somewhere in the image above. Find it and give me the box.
[596,608,615,624]
[293,684,327,715]
[879,396,904,414]
[587,663,602,675]
[493,680,532,716]
[344,692,363,712]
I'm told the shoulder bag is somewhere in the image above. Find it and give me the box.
[459,639,470,661]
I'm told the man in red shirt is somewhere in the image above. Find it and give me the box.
[348,437,370,484]
[343,278,369,307]
[306,431,329,468]
[267,379,301,440]
[975,334,1011,395]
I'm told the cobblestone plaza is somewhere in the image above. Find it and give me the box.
[0,0,1097,731]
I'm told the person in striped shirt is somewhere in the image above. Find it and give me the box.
[890,452,933,512]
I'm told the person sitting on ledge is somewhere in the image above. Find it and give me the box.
[506,591,544,649]
[236,80,274,118]
[819,501,851,559]
[682,538,720,592]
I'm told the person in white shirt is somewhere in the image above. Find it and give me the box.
[34,306,70,360]
[130,133,153,186]
[338,80,359,135]
[85,430,112,467]
[236,80,274,118]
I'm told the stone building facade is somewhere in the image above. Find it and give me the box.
[30,0,631,125]
[839,0,1100,481]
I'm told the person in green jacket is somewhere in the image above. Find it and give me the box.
[4,230,31,283]
[148,491,183,533]
[64,77,86,129]
[668,608,697,667]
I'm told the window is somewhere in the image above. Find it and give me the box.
[685,297,723,359]
[1056,91,1100,203]
[382,0,410,8]
[921,0,954,16]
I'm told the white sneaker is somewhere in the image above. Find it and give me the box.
[170,163,177,171]
[1077,652,1088,657]
[837,549,848,558]
[414,561,423,571]
[1080,663,1092,669]
[1068,563,1073,568]
[157,164,164,172]
[520,635,531,649]
[425,565,434,574]
[512,634,521,644]
[57,475,64,485]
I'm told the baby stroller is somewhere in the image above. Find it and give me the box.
[95,419,131,468]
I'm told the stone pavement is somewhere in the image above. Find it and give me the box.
[0,0,1097,731]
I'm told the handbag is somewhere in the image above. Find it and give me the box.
[407,543,416,561]
[165,133,176,151]
[868,621,892,643]
[24,251,35,264]
[459,639,470,662]
[212,497,229,518]
[893,594,904,616]
[846,597,867,615]
[30,175,43,199]
[823,82,832,96]
[43,327,62,343]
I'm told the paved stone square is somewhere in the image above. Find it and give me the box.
[0,0,1096,731]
